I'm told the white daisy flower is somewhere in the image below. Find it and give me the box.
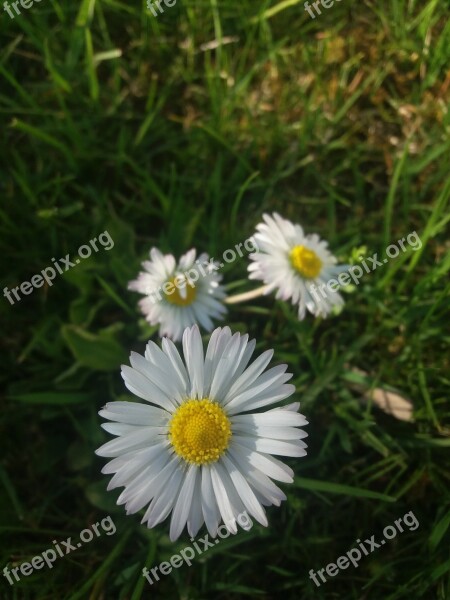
[248,212,348,319]
[96,325,308,541]
[128,248,226,341]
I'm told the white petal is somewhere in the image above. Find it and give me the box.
[130,351,182,400]
[228,443,294,483]
[170,464,199,541]
[203,327,232,393]
[116,464,155,504]
[121,365,176,412]
[222,349,274,404]
[96,427,163,457]
[221,455,267,526]
[144,342,188,399]
[122,462,177,512]
[227,446,287,505]
[227,336,256,387]
[105,444,168,491]
[224,364,291,411]
[183,325,204,398]
[232,423,307,441]
[101,422,161,437]
[210,463,238,534]
[101,444,163,475]
[142,463,184,526]
[201,465,221,538]
[161,337,190,392]
[227,384,296,415]
[117,448,172,499]
[233,435,307,457]
[179,248,197,270]
[209,333,242,401]
[231,409,307,428]
[99,402,168,426]
[187,471,204,538]
[269,401,301,412]
[140,456,183,525]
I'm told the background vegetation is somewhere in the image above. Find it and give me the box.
[1,0,449,598]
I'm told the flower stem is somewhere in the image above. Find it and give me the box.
[225,285,271,305]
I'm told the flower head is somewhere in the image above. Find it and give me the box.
[248,212,348,319]
[129,248,226,341]
[96,325,307,540]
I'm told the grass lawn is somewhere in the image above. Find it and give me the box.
[1,0,449,598]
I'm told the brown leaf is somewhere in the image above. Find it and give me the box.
[367,388,414,422]
[345,367,414,422]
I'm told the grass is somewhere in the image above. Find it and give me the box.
[1,0,449,598]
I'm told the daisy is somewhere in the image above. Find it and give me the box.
[247,212,348,319]
[96,325,307,541]
[128,248,226,341]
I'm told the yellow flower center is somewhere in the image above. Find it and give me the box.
[289,245,322,279]
[165,276,197,307]
[168,399,231,465]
